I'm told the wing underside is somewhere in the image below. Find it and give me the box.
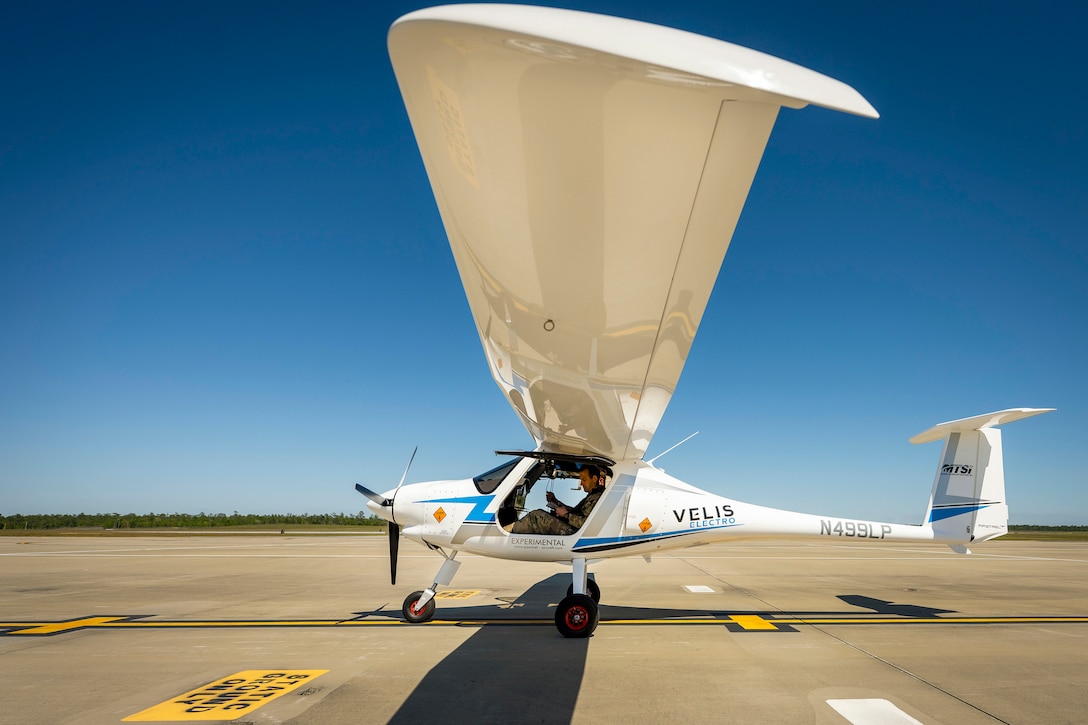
[388,5,875,461]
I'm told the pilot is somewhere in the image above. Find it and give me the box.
[507,465,606,535]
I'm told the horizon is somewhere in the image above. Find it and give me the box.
[2,512,1084,528]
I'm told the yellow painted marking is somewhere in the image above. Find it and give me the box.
[434,590,479,600]
[784,617,1088,625]
[433,507,446,523]
[602,616,1088,627]
[639,518,652,533]
[4,615,1088,636]
[7,616,129,635]
[123,669,328,721]
[728,615,779,630]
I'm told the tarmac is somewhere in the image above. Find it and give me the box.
[1,535,1085,724]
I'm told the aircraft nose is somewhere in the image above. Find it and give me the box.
[386,483,426,528]
[364,496,390,520]
[356,481,427,528]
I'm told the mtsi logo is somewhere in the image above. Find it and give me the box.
[942,464,973,476]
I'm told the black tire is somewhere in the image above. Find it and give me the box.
[555,594,598,638]
[402,590,436,623]
[566,578,601,603]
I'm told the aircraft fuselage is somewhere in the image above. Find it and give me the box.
[369,457,939,564]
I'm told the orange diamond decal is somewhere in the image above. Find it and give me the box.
[639,518,652,533]
[433,507,446,523]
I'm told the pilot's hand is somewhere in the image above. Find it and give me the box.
[546,491,558,504]
[555,506,568,519]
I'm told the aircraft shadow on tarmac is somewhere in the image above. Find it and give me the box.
[352,577,960,626]
[836,595,957,618]
[347,577,961,723]
[319,577,960,723]
[389,574,588,724]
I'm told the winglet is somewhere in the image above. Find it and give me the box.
[392,5,878,118]
[909,408,1054,445]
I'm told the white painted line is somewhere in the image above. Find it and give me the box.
[683,585,715,593]
[827,699,922,725]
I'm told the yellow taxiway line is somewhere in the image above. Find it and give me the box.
[4,614,1088,635]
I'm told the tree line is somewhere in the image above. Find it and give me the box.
[2,514,1081,531]
[0,511,386,530]
[1008,524,1088,531]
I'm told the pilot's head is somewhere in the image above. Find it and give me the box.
[578,465,603,493]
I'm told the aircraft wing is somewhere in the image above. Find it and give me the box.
[388,5,876,461]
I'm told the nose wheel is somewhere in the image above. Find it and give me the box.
[402,590,436,623]
[555,593,598,638]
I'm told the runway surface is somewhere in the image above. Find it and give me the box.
[2,535,1085,723]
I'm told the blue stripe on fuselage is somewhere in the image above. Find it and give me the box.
[574,522,743,552]
[419,495,496,523]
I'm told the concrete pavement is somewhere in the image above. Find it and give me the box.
[2,535,1085,724]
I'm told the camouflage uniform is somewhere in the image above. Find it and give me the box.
[509,486,604,535]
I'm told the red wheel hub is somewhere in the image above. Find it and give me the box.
[565,605,589,630]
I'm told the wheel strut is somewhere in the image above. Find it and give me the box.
[401,550,460,624]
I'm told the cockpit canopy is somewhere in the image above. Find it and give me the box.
[473,451,615,495]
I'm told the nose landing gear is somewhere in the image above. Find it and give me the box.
[399,549,459,625]
[402,590,437,623]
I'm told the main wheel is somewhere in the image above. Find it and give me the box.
[402,590,436,623]
[555,594,598,638]
[566,578,601,603]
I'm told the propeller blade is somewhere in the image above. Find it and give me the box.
[355,483,391,507]
[395,446,418,493]
[388,521,400,585]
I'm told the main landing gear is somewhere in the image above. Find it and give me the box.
[555,558,599,638]
[400,552,601,637]
[565,577,600,603]
[555,593,598,638]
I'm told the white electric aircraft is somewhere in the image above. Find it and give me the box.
[356,5,1053,637]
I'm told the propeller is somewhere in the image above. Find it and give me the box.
[354,483,391,507]
[354,447,418,586]
[395,446,417,493]
[386,447,416,585]
[388,521,400,585]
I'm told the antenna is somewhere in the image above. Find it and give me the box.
[647,432,699,467]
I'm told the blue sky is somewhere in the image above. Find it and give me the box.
[2,1,1084,524]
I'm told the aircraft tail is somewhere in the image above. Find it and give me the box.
[910,408,1053,551]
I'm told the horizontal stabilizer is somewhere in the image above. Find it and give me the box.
[909,408,1054,445]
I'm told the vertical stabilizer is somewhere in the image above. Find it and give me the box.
[910,408,1053,549]
[924,427,1006,543]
